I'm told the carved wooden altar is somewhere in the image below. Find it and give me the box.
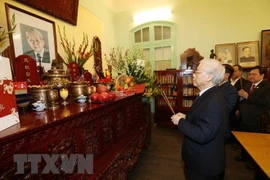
[0,94,151,179]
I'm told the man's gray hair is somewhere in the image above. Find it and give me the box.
[25,27,44,40]
[199,58,225,85]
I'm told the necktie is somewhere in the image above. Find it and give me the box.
[249,84,256,94]
[37,53,42,62]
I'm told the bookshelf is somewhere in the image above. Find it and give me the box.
[154,69,199,127]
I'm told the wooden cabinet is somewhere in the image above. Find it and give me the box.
[154,70,198,127]
[0,94,151,179]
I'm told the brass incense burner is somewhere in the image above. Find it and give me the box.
[43,67,71,89]
[28,86,50,103]
[70,81,88,99]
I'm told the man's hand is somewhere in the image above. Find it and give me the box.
[238,89,249,99]
[171,112,186,125]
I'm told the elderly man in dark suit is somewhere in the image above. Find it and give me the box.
[24,27,50,63]
[236,66,270,169]
[171,59,227,180]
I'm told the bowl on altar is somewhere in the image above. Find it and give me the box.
[77,95,87,103]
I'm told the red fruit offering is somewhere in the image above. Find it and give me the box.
[108,92,116,101]
[97,85,108,94]
[90,92,99,102]
[98,92,110,103]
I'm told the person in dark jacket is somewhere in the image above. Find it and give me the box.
[230,65,248,131]
[221,64,238,116]
[236,66,270,169]
[171,59,227,180]
[220,64,238,142]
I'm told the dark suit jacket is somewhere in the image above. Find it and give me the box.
[239,80,270,129]
[240,56,255,63]
[24,49,50,63]
[232,78,248,111]
[178,86,227,176]
[233,78,248,92]
[220,81,238,116]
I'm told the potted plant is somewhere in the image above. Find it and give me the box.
[125,46,151,93]
[58,26,94,81]
[104,46,126,77]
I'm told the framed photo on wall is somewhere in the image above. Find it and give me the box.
[5,3,57,71]
[14,0,79,26]
[237,41,259,68]
[215,43,236,66]
[261,29,270,66]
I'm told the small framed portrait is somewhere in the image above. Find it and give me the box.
[261,29,270,66]
[237,41,259,68]
[215,43,236,66]
[5,3,57,71]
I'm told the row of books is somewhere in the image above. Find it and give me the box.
[182,75,193,85]
[182,100,194,107]
[156,98,176,107]
[183,87,200,96]
[156,74,176,84]
[156,99,195,107]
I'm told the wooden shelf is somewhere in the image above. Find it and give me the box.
[154,69,198,127]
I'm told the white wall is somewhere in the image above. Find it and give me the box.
[113,0,270,68]
[80,0,117,55]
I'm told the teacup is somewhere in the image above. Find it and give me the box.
[77,95,87,103]
[32,101,46,111]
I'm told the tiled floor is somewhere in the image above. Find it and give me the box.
[128,125,255,180]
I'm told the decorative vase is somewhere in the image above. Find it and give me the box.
[134,83,146,93]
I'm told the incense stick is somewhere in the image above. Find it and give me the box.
[161,91,175,115]
[240,77,243,89]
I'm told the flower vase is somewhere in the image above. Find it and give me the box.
[142,96,151,103]
[77,67,86,82]
[134,83,146,93]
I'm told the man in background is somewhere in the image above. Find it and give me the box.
[220,64,238,142]
[230,65,248,131]
[236,66,270,169]
[171,59,227,180]
[24,27,50,63]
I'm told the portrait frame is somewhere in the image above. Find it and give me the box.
[14,0,79,26]
[261,29,270,66]
[237,41,259,68]
[5,3,57,71]
[215,43,236,66]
